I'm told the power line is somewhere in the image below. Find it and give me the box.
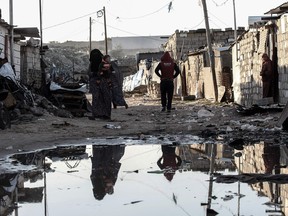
[190,19,205,29]
[208,11,229,27]
[211,0,230,7]
[106,0,175,20]
[92,19,170,43]
[43,11,97,30]
[209,19,223,29]
[43,0,175,30]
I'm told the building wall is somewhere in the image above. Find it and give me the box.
[183,54,204,98]
[111,36,168,55]
[232,17,288,106]
[232,30,263,106]
[20,46,42,89]
[165,28,245,61]
[277,15,288,104]
[0,25,7,57]
[0,24,21,79]
[183,49,231,101]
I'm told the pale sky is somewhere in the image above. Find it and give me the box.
[1,0,286,43]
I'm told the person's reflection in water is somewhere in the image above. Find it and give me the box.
[262,143,280,174]
[90,145,125,200]
[157,145,182,181]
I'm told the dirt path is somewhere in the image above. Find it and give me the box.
[0,94,283,160]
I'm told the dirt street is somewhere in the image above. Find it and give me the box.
[0,94,284,160]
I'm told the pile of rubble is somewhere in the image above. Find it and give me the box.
[0,75,89,130]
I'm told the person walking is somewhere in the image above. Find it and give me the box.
[155,51,180,112]
[110,60,128,109]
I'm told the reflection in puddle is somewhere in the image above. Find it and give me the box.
[0,142,286,215]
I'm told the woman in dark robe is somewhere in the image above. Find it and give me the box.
[89,49,113,120]
[95,55,113,120]
[110,61,128,109]
[88,49,103,120]
[90,145,125,200]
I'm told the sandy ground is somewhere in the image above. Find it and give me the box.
[0,94,283,160]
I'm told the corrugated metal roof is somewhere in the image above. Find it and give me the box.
[265,2,288,14]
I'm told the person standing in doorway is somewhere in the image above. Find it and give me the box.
[155,51,180,112]
[260,53,273,98]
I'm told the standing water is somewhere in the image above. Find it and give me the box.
[0,141,285,216]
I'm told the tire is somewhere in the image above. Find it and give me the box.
[0,104,11,130]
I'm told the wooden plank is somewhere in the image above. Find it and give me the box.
[217,86,226,102]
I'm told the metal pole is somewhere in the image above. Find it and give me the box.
[39,0,43,50]
[233,0,238,60]
[237,156,240,216]
[207,143,216,209]
[9,0,14,68]
[44,158,47,216]
[103,7,108,55]
[89,17,92,53]
[39,0,46,88]
[201,0,218,102]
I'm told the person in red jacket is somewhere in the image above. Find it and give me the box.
[155,51,180,112]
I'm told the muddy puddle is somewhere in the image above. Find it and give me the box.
[0,140,286,216]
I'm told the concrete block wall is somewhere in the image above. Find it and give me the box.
[165,28,245,61]
[184,55,205,98]
[234,31,263,106]
[20,46,42,89]
[184,50,231,101]
[277,17,288,104]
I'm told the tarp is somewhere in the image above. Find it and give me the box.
[0,62,17,83]
[123,69,145,92]
[50,81,88,93]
